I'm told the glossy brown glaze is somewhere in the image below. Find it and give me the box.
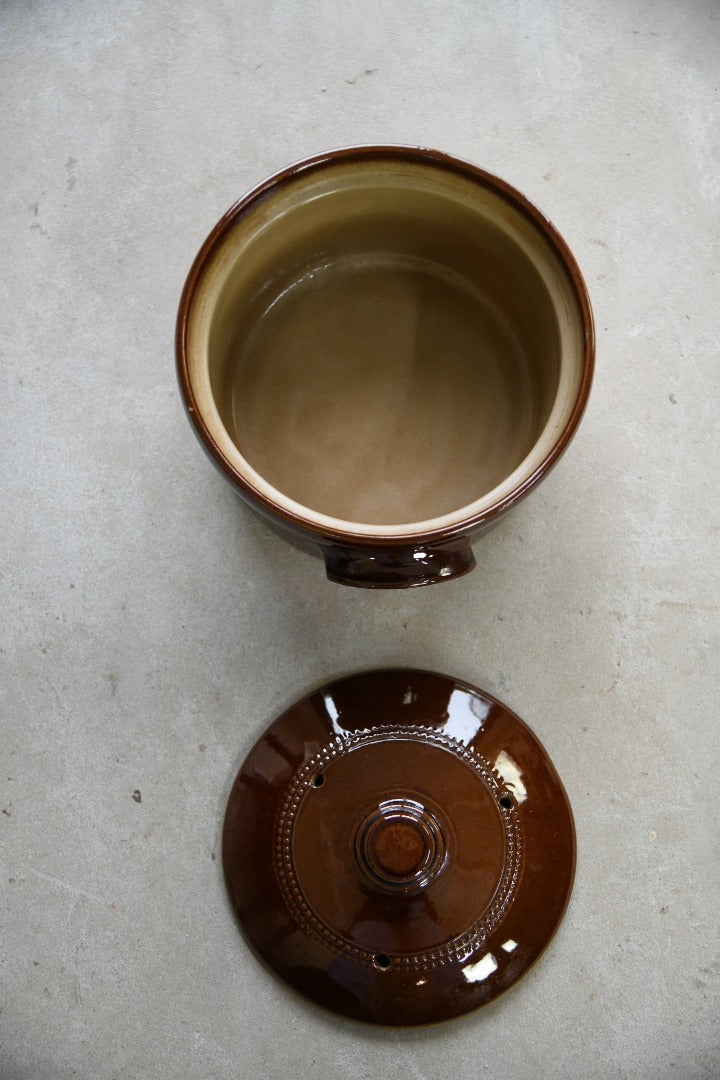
[322,536,476,588]
[177,146,594,588]
[222,670,576,1025]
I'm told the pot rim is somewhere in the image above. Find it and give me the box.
[176,144,595,547]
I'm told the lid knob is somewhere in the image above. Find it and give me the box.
[355,798,447,892]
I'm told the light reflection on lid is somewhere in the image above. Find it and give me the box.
[323,692,346,736]
[493,749,528,804]
[461,952,498,983]
[444,688,491,745]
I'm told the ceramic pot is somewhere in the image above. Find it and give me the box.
[176,146,594,587]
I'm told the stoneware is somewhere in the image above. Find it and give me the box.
[222,669,576,1025]
[177,146,594,587]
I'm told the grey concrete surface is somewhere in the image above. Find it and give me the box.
[1,1,718,1077]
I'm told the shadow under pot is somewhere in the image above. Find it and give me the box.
[176,146,594,588]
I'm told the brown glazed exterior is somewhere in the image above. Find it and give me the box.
[177,147,594,588]
[222,669,576,1025]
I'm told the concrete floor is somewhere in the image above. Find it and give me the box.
[2,1,718,1077]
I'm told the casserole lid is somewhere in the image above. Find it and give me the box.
[222,668,575,1025]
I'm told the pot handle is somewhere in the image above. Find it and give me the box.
[321,537,476,589]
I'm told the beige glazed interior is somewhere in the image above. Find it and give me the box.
[185,154,587,535]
